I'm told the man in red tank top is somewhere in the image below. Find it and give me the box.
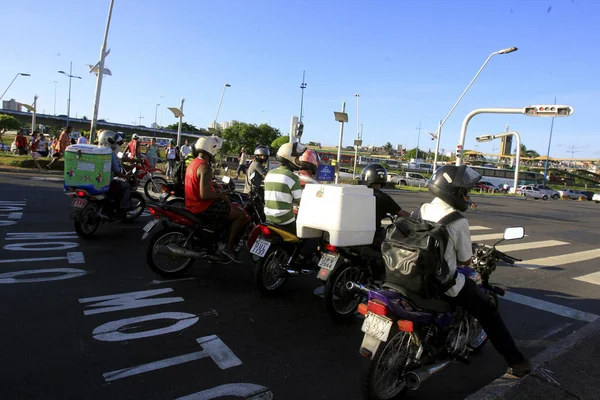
[185,136,248,263]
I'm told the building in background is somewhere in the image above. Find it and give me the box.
[2,99,22,112]
[209,120,240,129]
[500,135,513,156]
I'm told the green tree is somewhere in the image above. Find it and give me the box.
[164,122,202,133]
[403,148,428,160]
[0,114,20,147]
[519,143,540,159]
[383,142,394,154]
[221,122,282,155]
[270,136,289,153]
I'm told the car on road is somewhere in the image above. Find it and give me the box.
[579,191,594,201]
[516,185,549,200]
[593,193,600,203]
[535,184,560,200]
[558,188,586,200]
[388,172,428,187]
[338,167,356,180]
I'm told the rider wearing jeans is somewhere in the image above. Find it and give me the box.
[420,165,531,378]
[98,130,131,216]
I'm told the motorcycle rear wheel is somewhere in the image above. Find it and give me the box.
[324,264,365,321]
[362,326,413,400]
[144,176,168,201]
[254,247,288,296]
[147,227,195,277]
[74,203,100,239]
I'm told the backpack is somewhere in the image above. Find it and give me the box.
[172,159,187,187]
[381,209,464,299]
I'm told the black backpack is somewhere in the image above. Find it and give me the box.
[381,209,464,299]
[172,160,187,187]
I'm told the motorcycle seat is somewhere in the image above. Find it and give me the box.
[166,207,206,224]
[382,282,452,313]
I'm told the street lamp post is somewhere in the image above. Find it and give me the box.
[214,83,231,128]
[58,62,82,127]
[0,72,31,102]
[477,132,521,192]
[168,98,185,146]
[352,94,360,179]
[20,95,39,135]
[160,96,164,126]
[432,47,518,171]
[299,71,307,122]
[153,103,160,138]
[333,101,348,184]
[455,104,575,167]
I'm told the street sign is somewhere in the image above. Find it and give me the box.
[317,165,335,182]
[334,112,348,123]
[354,139,362,146]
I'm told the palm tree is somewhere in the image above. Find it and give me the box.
[383,142,393,154]
[519,143,540,159]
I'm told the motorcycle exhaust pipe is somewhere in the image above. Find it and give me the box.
[346,281,370,294]
[404,361,452,391]
[155,244,204,259]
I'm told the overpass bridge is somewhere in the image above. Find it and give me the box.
[0,109,206,140]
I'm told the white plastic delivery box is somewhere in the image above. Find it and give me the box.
[296,184,376,246]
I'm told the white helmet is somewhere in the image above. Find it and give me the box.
[97,130,123,148]
[194,135,223,159]
[276,142,307,170]
[132,133,139,140]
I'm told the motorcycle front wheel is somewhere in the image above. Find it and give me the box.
[144,176,168,201]
[324,264,365,321]
[147,227,195,277]
[74,202,100,239]
[362,326,415,400]
[254,247,289,296]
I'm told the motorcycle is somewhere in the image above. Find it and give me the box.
[68,167,146,239]
[144,176,264,277]
[347,226,524,400]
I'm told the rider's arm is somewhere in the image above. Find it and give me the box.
[198,163,228,201]
[255,163,268,178]
[111,153,126,178]
[453,218,473,266]
[291,176,302,206]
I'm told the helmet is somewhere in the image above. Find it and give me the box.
[193,135,223,160]
[254,145,270,163]
[97,130,123,148]
[132,133,139,140]
[276,142,306,171]
[361,164,387,187]
[427,165,481,212]
[299,149,319,175]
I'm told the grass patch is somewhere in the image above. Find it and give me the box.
[0,153,64,170]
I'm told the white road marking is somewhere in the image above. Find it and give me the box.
[502,291,599,323]
[573,271,600,286]
[471,233,505,241]
[518,249,600,270]
[151,277,196,285]
[30,177,63,182]
[496,240,569,253]
[0,252,85,264]
[469,226,492,231]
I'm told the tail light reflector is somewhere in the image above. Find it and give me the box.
[357,303,368,316]
[367,300,388,316]
[324,244,337,252]
[397,320,414,332]
[76,190,86,197]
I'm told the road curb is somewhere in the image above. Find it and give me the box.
[0,166,63,175]
[465,318,600,400]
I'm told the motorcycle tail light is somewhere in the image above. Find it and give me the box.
[149,207,158,218]
[357,303,368,316]
[397,320,414,332]
[324,244,337,252]
[76,190,86,198]
[259,225,271,238]
[367,300,388,316]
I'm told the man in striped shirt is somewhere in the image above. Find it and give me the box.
[264,142,307,234]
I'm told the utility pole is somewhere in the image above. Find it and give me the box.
[568,145,579,159]
[415,120,421,162]
[138,111,144,126]
[299,71,307,122]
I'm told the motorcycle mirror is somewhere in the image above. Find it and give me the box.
[503,227,524,241]
[222,176,231,184]
[117,151,123,158]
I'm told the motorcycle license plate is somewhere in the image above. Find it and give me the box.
[361,312,393,342]
[141,220,158,240]
[318,253,338,271]
[72,198,88,209]
[250,238,271,257]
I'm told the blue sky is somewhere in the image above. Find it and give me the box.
[2,0,599,158]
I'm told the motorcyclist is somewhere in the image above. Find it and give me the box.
[263,142,306,235]
[124,133,142,162]
[296,149,320,188]
[97,130,131,217]
[419,164,531,378]
[361,164,410,231]
[185,136,248,264]
[244,145,270,195]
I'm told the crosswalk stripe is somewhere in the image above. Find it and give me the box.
[496,240,569,253]
[503,291,599,322]
[573,271,600,286]
[518,249,600,270]
[471,233,504,241]
[470,226,491,231]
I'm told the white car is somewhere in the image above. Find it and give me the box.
[516,185,549,200]
[535,185,560,200]
[558,188,585,200]
[593,193,600,204]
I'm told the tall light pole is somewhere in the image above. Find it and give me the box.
[299,71,307,122]
[352,94,361,178]
[89,0,115,143]
[333,101,348,184]
[153,103,160,138]
[0,72,31,102]
[53,81,58,115]
[432,46,518,171]
[58,62,82,127]
[543,97,557,183]
[20,95,38,134]
[214,83,231,128]
[477,131,521,192]
[168,98,185,146]
[416,120,421,162]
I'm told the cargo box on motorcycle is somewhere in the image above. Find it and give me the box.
[296,184,376,246]
[64,144,113,195]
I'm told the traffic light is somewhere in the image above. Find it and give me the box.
[296,121,304,138]
[523,105,574,117]
[456,144,463,158]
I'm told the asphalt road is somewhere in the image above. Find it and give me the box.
[1,170,599,400]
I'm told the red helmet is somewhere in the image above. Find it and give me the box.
[299,149,319,175]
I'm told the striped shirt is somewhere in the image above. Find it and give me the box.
[264,166,302,225]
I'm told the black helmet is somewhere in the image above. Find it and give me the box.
[427,165,481,211]
[254,145,270,163]
[361,164,387,187]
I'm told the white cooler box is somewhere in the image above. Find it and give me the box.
[296,184,376,247]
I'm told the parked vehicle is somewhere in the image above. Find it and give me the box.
[558,188,586,200]
[593,193,600,203]
[349,227,524,400]
[516,185,549,200]
[389,172,428,187]
[579,191,594,201]
[535,185,560,200]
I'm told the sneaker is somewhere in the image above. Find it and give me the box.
[507,359,532,378]
[221,249,242,264]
